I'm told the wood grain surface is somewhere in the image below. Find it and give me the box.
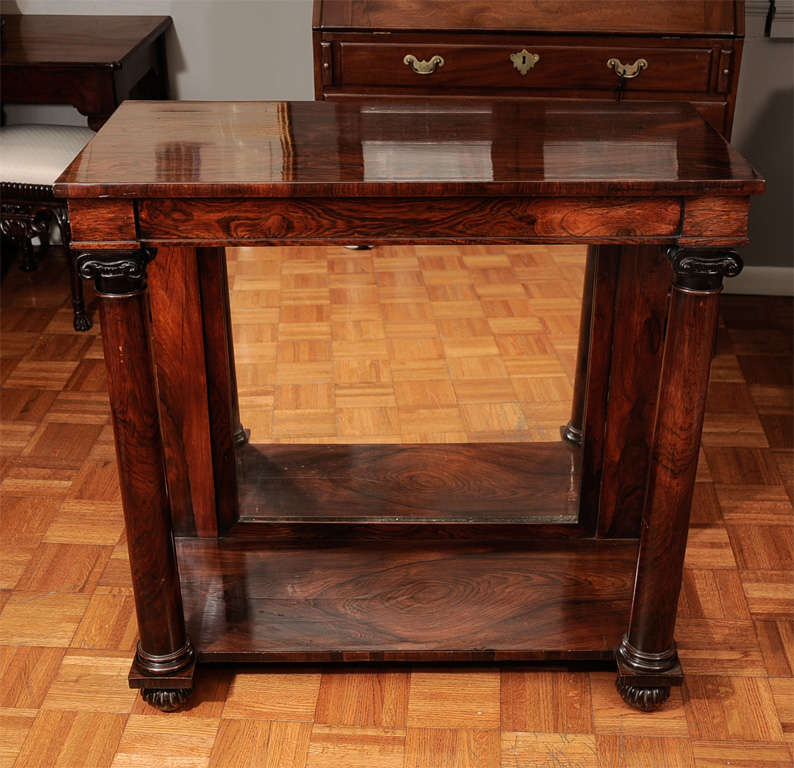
[55,100,763,200]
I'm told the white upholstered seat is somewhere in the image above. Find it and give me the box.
[0,124,95,186]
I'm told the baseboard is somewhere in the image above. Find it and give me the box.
[724,266,794,296]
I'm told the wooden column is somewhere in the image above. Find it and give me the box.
[76,249,195,712]
[561,244,597,446]
[616,246,742,711]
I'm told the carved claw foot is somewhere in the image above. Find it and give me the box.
[73,311,92,332]
[616,677,671,711]
[141,687,192,712]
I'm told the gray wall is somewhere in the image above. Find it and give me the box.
[4,0,792,274]
[733,9,794,271]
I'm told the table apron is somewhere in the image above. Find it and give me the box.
[67,195,750,250]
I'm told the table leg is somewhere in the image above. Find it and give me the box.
[77,249,195,712]
[616,246,742,711]
[561,244,597,446]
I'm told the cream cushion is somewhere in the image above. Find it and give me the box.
[0,124,96,186]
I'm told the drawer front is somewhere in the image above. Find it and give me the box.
[338,42,713,93]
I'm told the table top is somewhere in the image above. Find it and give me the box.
[55,100,764,200]
[0,14,172,67]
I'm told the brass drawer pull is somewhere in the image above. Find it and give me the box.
[403,54,445,75]
[607,57,648,79]
[510,49,540,76]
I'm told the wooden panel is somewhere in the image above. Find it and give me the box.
[339,42,713,93]
[67,199,137,246]
[197,247,239,533]
[598,245,670,538]
[138,196,682,245]
[177,534,638,661]
[148,247,217,537]
[681,195,750,244]
[235,442,581,524]
[316,0,739,35]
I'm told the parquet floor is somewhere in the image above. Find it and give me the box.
[0,245,792,768]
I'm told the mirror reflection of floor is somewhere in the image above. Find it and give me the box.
[227,244,586,445]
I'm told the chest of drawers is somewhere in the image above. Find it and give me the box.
[313,0,744,136]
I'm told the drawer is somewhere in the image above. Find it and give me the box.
[338,42,713,93]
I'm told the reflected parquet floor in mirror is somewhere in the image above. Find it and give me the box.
[0,245,791,767]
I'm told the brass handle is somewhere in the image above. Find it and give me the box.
[607,57,648,79]
[510,49,540,76]
[403,54,445,75]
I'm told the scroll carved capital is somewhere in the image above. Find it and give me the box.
[76,248,155,297]
[667,246,743,292]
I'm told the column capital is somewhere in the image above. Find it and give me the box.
[76,248,155,297]
[666,246,743,292]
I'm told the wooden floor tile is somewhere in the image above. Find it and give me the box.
[306,725,405,768]
[770,677,793,741]
[675,619,766,677]
[406,669,500,729]
[0,591,89,646]
[15,542,110,593]
[0,708,37,768]
[405,727,498,768]
[314,669,409,728]
[683,676,784,741]
[110,714,219,768]
[208,719,271,768]
[41,650,138,713]
[692,739,793,768]
[0,647,65,708]
[500,668,592,733]
[754,620,794,676]
[741,570,794,618]
[14,710,126,768]
[597,735,694,768]
[678,569,751,619]
[223,670,321,721]
[71,592,137,652]
[261,721,312,768]
[501,732,598,768]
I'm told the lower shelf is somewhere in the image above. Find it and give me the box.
[176,535,637,663]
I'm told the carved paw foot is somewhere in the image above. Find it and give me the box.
[141,687,192,712]
[73,311,92,332]
[616,677,671,711]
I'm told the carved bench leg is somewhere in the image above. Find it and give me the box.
[561,245,597,446]
[617,247,742,711]
[53,207,92,331]
[77,249,195,712]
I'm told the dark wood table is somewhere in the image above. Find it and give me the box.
[1,14,172,129]
[55,100,763,713]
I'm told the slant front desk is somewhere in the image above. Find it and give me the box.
[55,101,763,712]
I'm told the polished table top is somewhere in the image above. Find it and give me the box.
[0,14,172,66]
[55,100,763,200]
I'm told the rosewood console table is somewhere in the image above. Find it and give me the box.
[55,100,763,713]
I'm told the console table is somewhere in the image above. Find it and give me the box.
[55,100,763,713]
